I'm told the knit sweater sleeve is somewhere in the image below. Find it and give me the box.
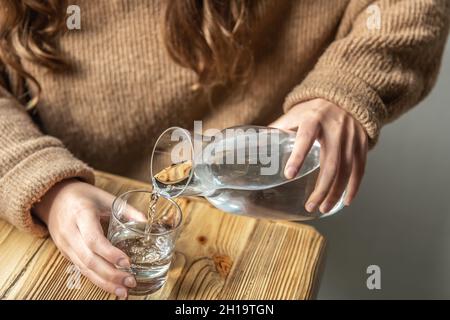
[0,87,95,237]
[283,0,450,146]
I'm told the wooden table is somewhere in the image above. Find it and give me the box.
[0,171,325,300]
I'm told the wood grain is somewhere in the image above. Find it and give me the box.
[0,171,325,300]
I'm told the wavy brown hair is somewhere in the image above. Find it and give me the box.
[0,0,253,111]
[0,0,69,110]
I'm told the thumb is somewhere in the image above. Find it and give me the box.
[270,103,307,130]
[270,113,299,131]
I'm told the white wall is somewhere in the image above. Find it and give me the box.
[311,37,450,299]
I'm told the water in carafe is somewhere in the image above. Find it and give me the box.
[151,125,345,220]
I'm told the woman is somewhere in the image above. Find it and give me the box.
[0,0,448,297]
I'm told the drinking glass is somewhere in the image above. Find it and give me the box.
[107,190,182,295]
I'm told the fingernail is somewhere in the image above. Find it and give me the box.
[285,166,297,179]
[117,258,130,268]
[115,287,127,298]
[124,276,136,288]
[306,202,316,213]
[320,203,331,213]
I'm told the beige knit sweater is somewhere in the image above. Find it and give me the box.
[0,0,449,237]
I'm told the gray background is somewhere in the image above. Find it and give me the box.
[310,37,450,299]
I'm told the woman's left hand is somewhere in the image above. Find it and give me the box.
[270,98,368,213]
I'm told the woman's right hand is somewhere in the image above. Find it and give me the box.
[33,178,136,298]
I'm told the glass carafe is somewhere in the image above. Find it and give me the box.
[150,125,345,221]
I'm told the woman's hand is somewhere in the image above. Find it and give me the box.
[33,179,136,298]
[271,98,368,213]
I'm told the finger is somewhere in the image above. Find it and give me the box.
[320,122,355,212]
[112,197,147,223]
[77,213,131,267]
[270,100,317,130]
[123,204,147,222]
[345,130,368,205]
[62,240,129,298]
[305,133,342,213]
[284,121,319,179]
[80,264,129,299]
[70,227,136,289]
